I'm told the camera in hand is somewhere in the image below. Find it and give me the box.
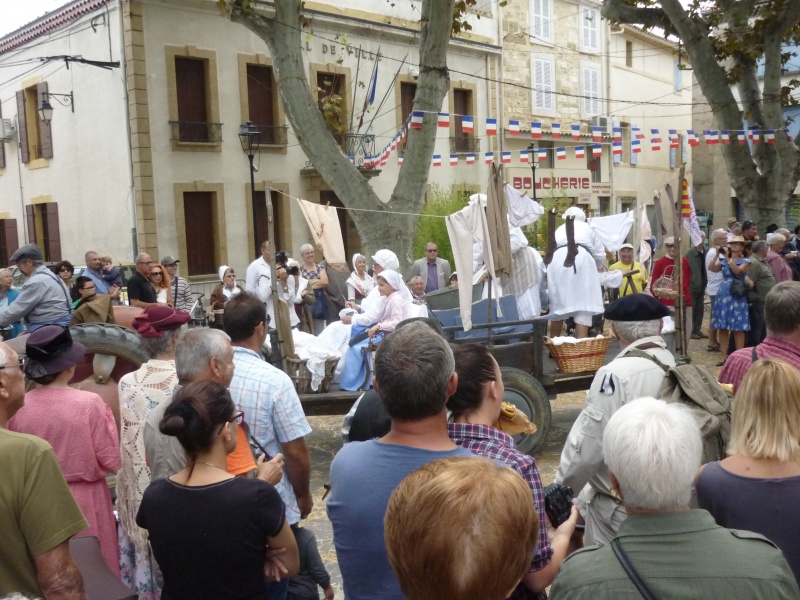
[275,251,300,276]
[543,483,574,527]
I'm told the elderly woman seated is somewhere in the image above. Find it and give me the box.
[339,270,411,391]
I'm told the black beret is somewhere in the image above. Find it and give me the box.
[604,294,670,322]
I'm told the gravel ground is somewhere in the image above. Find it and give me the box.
[301,314,723,597]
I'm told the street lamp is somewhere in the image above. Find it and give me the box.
[527,142,538,203]
[37,91,73,123]
[239,121,262,256]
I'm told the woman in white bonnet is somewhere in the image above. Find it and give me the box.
[547,206,606,338]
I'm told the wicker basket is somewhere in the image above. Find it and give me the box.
[652,274,679,299]
[284,356,338,394]
[544,336,612,373]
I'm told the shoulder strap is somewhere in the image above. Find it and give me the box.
[624,348,670,372]
[611,538,658,600]
[752,345,758,363]
[39,268,73,314]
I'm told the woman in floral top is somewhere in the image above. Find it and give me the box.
[447,344,578,600]
[299,243,329,335]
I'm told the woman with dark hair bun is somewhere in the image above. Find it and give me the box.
[447,344,577,599]
[136,380,299,599]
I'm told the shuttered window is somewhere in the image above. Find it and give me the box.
[532,56,554,111]
[582,65,601,116]
[400,82,416,125]
[0,220,19,265]
[183,192,216,276]
[246,65,278,143]
[175,57,209,142]
[452,88,474,152]
[581,7,600,53]
[25,203,60,261]
[0,101,5,169]
[530,0,552,41]
[251,190,284,253]
[15,82,53,164]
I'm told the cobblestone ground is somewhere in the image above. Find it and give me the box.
[302,314,723,596]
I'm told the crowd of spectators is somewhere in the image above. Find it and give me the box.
[5,225,800,600]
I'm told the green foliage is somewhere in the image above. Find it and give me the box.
[318,79,347,134]
[412,184,470,268]
[526,187,573,249]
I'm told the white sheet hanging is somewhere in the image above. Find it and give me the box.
[587,211,635,252]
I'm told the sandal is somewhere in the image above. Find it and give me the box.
[706,344,720,352]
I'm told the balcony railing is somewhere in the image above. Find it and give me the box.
[169,120,223,144]
[450,136,480,154]
[251,124,289,146]
[331,133,376,160]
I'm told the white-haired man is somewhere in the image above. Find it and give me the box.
[556,293,673,545]
[550,398,799,599]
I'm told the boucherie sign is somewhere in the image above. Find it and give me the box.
[506,168,592,198]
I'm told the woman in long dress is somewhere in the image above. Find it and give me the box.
[547,206,606,338]
[117,306,190,598]
[9,325,121,574]
[708,236,750,365]
[339,270,412,391]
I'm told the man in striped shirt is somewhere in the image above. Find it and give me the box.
[720,281,800,391]
[161,256,193,314]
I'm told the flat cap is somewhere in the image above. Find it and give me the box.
[9,244,44,263]
[663,236,675,246]
[160,256,180,266]
[604,294,670,322]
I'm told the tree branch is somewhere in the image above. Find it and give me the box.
[600,1,677,37]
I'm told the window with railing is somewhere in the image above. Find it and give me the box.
[169,121,222,143]
[246,64,287,146]
[174,56,216,143]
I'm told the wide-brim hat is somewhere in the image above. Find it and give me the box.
[728,236,746,244]
[132,305,191,338]
[24,325,85,379]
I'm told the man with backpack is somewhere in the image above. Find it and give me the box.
[556,294,675,546]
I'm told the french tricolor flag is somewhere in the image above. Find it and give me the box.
[391,138,397,151]
[509,120,520,135]
[571,124,581,140]
[669,130,679,147]
[450,154,459,166]
[592,144,602,157]
[538,149,548,162]
[650,129,662,143]
[556,147,566,160]
[486,118,497,136]
[737,131,746,144]
[720,131,730,144]
[485,152,494,164]
[631,139,641,154]
[612,127,621,142]
[752,129,761,144]
[613,141,622,155]
[466,153,475,165]
[398,155,403,165]
[438,113,449,128]
[575,146,585,159]
[410,111,424,129]
[531,122,542,138]
[432,154,442,167]
[363,156,373,168]
[766,130,776,144]
[461,116,474,133]
[634,127,645,140]
[551,123,561,138]
[651,138,661,151]
[502,151,512,163]
[703,131,713,144]
[520,150,529,163]
[687,131,700,147]
[748,126,757,140]
[592,126,602,142]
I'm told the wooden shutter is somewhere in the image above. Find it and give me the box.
[25,204,35,244]
[583,67,599,115]
[253,190,269,247]
[400,82,416,124]
[532,0,551,40]
[42,202,61,262]
[0,101,5,169]
[583,8,599,51]
[175,57,208,141]
[16,92,29,164]
[247,65,276,142]
[0,219,19,265]
[270,191,283,252]
[183,192,215,275]
[37,82,53,159]
[533,58,553,111]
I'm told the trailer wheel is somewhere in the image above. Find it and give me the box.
[70,324,149,365]
[500,367,552,455]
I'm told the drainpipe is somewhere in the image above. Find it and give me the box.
[118,0,139,256]
[606,20,613,214]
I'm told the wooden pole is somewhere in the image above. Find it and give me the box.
[666,165,687,356]
[266,189,283,366]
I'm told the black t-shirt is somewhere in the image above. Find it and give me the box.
[127,271,157,303]
[137,476,286,600]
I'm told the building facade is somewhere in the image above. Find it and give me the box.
[0,0,500,279]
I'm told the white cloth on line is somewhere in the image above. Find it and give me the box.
[296,198,346,264]
[598,270,624,289]
[588,211,635,252]
[446,202,494,331]
[639,205,652,267]
[504,184,544,228]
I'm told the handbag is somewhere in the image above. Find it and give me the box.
[611,538,658,600]
[730,277,747,297]
[311,288,329,320]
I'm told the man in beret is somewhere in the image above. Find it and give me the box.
[0,244,72,332]
[555,293,674,546]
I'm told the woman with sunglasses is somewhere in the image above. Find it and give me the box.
[137,380,299,599]
[52,260,79,303]
[149,264,173,307]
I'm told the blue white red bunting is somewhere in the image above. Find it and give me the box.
[432,154,442,167]
[687,131,699,146]
[613,141,622,155]
[551,123,561,138]
[438,113,449,128]
[737,131,746,144]
[466,153,475,165]
[485,151,494,164]
[571,124,581,141]
[398,155,403,165]
[631,139,641,154]
[556,147,566,160]
[461,116,473,133]
[592,144,602,157]
[720,131,729,144]
[592,126,602,142]
[486,118,497,136]
[633,127,645,140]
[502,151,512,163]
[520,150,529,163]
[538,149,548,162]
[613,127,621,142]
[575,145,585,158]
[766,130,775,144]
[450,154,459,166]
[509,120,520,135]
[668,130,679,147]
[410,111,424,129]
[532,122,542,139]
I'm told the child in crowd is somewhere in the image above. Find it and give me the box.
[100,256,123,288]
[288,525,334,600]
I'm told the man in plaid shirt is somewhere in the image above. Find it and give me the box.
[720,281,800,391]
